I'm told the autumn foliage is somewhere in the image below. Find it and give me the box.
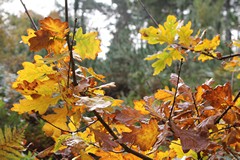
[10,4,240,160]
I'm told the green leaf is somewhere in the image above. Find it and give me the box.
[145,48,184,75]
[74,27,101,60]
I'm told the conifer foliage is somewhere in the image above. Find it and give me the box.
[10,1,240,159]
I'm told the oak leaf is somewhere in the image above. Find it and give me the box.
[194,35,220,62]
[11,95,60,115]
[21,28,35,45]
[74,27,101,60]
[121,119,159,151]
[29,29,53,52]
[177,21,193,46]
[75,96,111,111]
[140,15,179,45]
[13,55,57,83]
[114,107,145,125]
[42,106,69,139]
[39,17,68,37]
[93,129,119,151]
[170,121,210,153]
[202,82,233,110]
[133,99,149,115]
[145,48,184,75]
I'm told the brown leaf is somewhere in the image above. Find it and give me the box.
[114,107,144,125]
[197,114,220,136]
[93,129,119,151]
[223,108,237,124]
[170,121,210,153]
[202,82,233,110]
[29,30,53,52]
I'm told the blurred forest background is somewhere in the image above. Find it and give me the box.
[0,0,240,155]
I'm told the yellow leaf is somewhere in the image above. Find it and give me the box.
[87,67,105,82]
[233,40,240,48]
[140,15,178,45]
[21,28,36,45]
[145,48,184,75]
[170,139,198,159]
[74,27,101,60]
[11,95,60,115]
[133,100,149,115]
[111,124,132,134]
[194,35,220,51]
[111,99,123,107]
[140,26,164,44]
[223,56,240,72]
[42,106,69,139]
[13,55,57,83]
[155,89,175,102]
[93,89,105,95]
[177,21,193,46]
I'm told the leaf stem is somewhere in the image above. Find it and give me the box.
[20,0,38,31]
[169,59,184,121]
[92,110,152,160]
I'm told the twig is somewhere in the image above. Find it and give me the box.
[39,115,72,133]
[169,59,184,121]
[39,114,97,133]
[217,53,240,60]
[20,0,38,31]
[191,93,200,124]
[92,110,152,160]
[137,0,159,27]
[215,90,240,124]
[65,0,78,86]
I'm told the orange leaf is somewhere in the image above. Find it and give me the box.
[202,82,233,110]
[29,30,53,52]
[39,17,68,37]
[121,119,159,151]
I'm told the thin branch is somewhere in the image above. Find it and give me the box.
[92,110,152,160]
[65,0,78,86]
[215,90,240,124]
[137,0,159,27]
[40,114,97,134]
[217,53,240,60]
[169,59,184,121]
[191,93,200,124]
[39,115,72,133]
[20,0,38,31]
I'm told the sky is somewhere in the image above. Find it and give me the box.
[1,0,114,59]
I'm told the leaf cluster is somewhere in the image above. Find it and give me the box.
[11,4,240,160]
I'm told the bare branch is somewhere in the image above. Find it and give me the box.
[137,0,159,27]
[20,0,38,31]
[65,0,78,87]
[169,59,184,121]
